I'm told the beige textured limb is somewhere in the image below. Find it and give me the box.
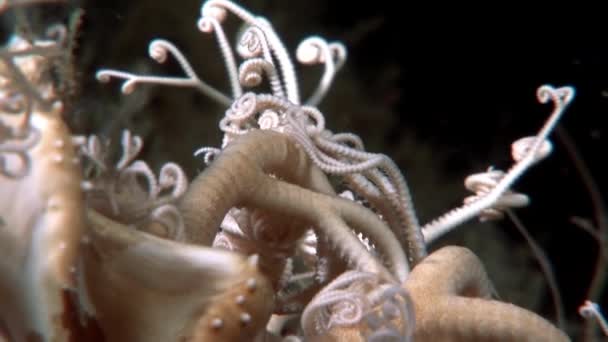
[311,246,569,341]
[405,246,570,342]
[80,209,274,342]
[179,129,408,282]
[0,104,85,341]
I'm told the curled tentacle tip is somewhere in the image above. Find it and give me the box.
[237,27,265,59]
[296,37,325,65]
[124,132,143,154]
[95,70,112,83]
[536,84,575,104]
[578,300,600,318]
[238,59,275,88]
[227,92,257,122]
[148,40,169,63]
[578,300,608,336]
[241,73,262,87]
[197,17,215,33]
[464,168,531,221]
[511,136,553,162]
[556,86,576,104]
[257,110,280,130]
[201,4,227,22]
[329,42,347,58]
[159,163,188,197]
[120,80,137,95]
[193,147,206,157]
[194,146,220,165]
[464,170,503,189]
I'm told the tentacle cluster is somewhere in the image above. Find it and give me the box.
[76,130,188,241]
[423,85,575,243]
[302,270,414,341]
[84,0,573,340]
[95,0,419,282]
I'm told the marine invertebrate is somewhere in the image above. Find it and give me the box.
[0,0,583,341]
[81,210,274,342]
[0,31,84,341]
[303,246,570,342]
[404,246,569,342]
